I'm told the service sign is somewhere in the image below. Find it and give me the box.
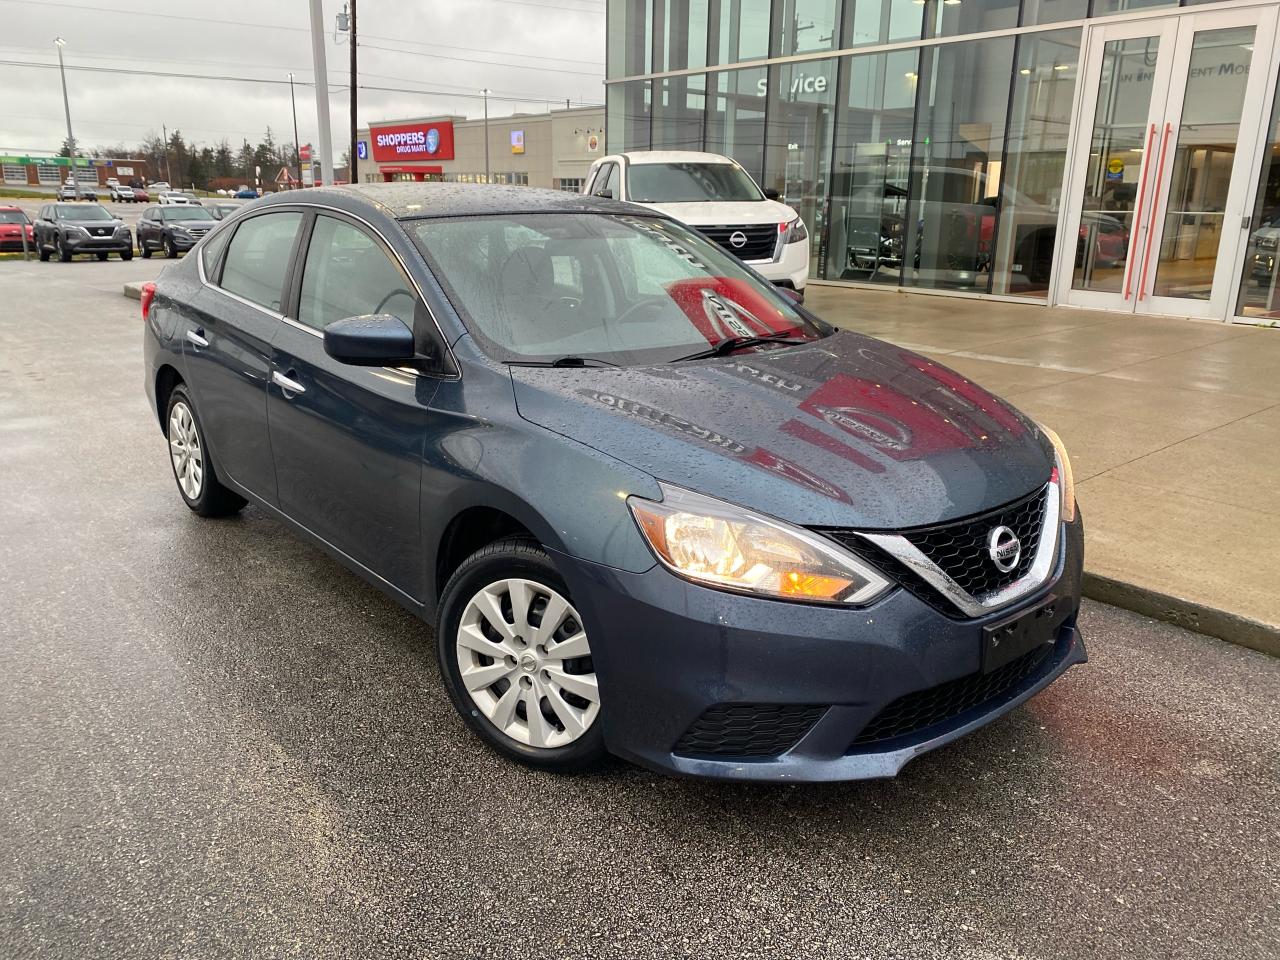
[370,121,455,163]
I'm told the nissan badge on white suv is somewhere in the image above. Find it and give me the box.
[584,151,810,299]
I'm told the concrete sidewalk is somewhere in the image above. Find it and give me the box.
[807,284,1280,655]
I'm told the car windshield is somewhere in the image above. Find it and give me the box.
[55,205,113,221]
[626,162,764,203]
[162,207,213,221]
[0,210,29,224]
[408,213,823,366]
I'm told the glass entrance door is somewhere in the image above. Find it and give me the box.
[1056,7,1278,318]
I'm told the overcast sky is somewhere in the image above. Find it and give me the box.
[0,0,605,164]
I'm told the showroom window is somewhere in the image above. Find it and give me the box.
[653,75,707,150]
[841,0,924,48]
[990,28,1082,297]
[609,80,652,152]
[705,66,768,180]
[763,58,837,276]
[822,48,919,284]
[771,0,841,57]
[1021,0,1089,26]
[903,35,1016,293]
[925,0,1018,41]
[656,0,710,70]
[608,0,653,78]
[708,0,771,65]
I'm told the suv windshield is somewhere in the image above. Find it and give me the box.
[162,207,214,221]
[627,162,764,203]
[0,210,29,224]
[409,213,823,366]
[55,205,113,221]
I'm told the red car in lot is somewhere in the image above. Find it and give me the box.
[0,206,35,251]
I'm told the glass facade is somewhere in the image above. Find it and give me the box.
[607,0,1280,321]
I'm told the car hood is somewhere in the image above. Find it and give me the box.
[168,218,213,228]
[640,198,798,227]
[510,330,1051,530]
[65,218,122,228]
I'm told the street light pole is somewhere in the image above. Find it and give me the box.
[54,37,78,199]
[480,88,491,184]
[349,0,357,185]
[289,72,302,189]
[307,0,335,187]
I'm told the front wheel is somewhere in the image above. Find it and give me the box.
[121,248,133,261]
[165,236,178,259]
[96,252,108,261]
[57,237,72,262]
[437,537,605,773]
[140,241,151,259]
[165,385,247,518]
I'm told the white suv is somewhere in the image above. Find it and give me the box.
[584,151,809,298]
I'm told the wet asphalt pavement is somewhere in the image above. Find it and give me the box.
[2,260,1278,959]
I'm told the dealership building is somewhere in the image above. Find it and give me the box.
[605,0,1280,323]
[353,105,606,194]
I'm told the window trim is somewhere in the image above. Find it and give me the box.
[199,207,306,318]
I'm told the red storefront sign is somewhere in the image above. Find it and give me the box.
[369,121,455,163]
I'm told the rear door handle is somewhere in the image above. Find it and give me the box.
[186,328,209,348]
[272,369,306,395]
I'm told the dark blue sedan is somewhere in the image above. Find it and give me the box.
[141,183,1085,781]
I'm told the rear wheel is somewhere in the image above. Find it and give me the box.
[165,385,246,518]
[437,537,605,773]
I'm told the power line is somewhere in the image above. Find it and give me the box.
[359,42,601,78]
[360,35,602,68]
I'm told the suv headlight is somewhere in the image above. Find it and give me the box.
[628,483,891,604]
[66,224,89,237]
[1038,424,1076,523]
[781,216,808,244]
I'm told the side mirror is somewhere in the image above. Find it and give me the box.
[763,187,781,201]
[323,313,417,366]
[596,188,613,200]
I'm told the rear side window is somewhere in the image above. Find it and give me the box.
[298,215,415,331]
[200,225,233,281]
[218,212,302,312]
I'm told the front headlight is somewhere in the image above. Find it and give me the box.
[67,225,89,237]
[628,483,891,604]
[782,216,808,244]
[1038,424,1076,523]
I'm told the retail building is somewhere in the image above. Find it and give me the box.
[605,0,1280,323]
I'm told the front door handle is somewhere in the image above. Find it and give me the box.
[272,369,306,395]
[186,328,209,348]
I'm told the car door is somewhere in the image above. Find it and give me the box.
[266,211,445,599]
[182,209,303,503]
[138,208,155,248]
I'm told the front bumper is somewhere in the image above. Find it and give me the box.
[749,235,810,291]
[64,233,132,253]
[554,515,1085,782]
[0,236,35,252]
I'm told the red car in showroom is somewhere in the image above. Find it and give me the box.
[0,205,35,252]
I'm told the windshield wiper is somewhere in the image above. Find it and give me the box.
[508,356,620,368]
[673,333,809,363]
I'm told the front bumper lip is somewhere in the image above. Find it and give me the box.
[550,515,1085,782]
[64,233,131,251]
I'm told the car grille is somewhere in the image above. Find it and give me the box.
[848,643,1054,749]
[673,703,828,759]
[91,227,111,237]
[695,224,778,262]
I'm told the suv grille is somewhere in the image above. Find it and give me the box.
[695,224,778,262]
[673,703,827,759]
[849,643,1053,749]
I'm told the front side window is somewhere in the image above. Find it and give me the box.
[219,211,302,312]
[627,162,764,203]
[298,215,416,331]
[408,213,824,366]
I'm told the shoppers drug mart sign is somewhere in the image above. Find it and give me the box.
[370,121,456,163]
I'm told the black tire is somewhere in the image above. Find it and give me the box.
[57,237,72,262]
[164,385,247,518]
[141,241,151,258]
[96,251,108,261]
[38,239,50,262]
[121,248,133,261]
[165,236,178,259]
[437,536,606,773]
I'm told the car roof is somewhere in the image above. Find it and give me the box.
[254,182,652,220]
[615,151,738,166]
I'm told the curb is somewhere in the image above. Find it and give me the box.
[1083,572,1280,658]
[123,281,144,301]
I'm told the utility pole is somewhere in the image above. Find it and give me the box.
[54,38,79,199]
[289,73,302,189]
[349,0,357,184]
[162,123,171,183]
[308,0,335,187]
[480,88,492,184]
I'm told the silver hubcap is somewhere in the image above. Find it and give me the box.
[456,578,599,749]
[168,402,203,500]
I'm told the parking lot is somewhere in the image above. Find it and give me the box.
[2,259,1278,959]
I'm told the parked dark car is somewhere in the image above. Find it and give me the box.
[0,205,35,251]
[142,184,1084,782]
[136,204,217,258]
[34,202,132,261]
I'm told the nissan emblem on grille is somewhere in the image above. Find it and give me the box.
[729,231,748,248]
[987,525,1021,573]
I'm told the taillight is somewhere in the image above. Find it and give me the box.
[140,281,157,320]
